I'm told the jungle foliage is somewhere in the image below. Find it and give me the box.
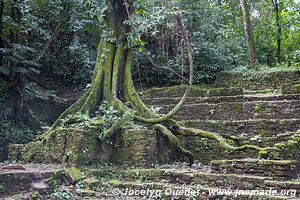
[0,0,299,89]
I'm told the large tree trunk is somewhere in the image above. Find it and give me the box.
[52,0,156,129]
[240,0,257,68]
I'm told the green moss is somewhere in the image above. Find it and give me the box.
[254,104,262,113]
[258,150,268,158]
[107,179,122,186]
[66,167,82,183]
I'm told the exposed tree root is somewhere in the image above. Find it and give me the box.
[100,116,127,140]
[153,124,194,166]
[174,126,278,152]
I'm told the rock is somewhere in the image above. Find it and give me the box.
[65,167,82,183]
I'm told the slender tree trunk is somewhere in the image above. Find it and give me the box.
[240,0,257,68]
[10,0,25,122]
[272,0,281,64]
[0,0,4,67]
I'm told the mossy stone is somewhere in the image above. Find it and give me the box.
[66,167,82,183]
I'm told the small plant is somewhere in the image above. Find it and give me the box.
[51,189,75,200]
[75,181,85,189]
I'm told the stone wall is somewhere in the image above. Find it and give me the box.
[8,128,180,167]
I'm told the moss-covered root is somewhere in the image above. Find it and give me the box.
[99,116,127,140]
[175,126,278,152]
[51,89,92,128]
[153,124,194,166]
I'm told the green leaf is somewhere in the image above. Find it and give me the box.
[0,48,13,54]
[13,43,37,53]
[0,66,11,76]
[20,60,41,67]
[15,67,30,74]
[29,67,41,74]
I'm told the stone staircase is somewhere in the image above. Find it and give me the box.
[74,164,300,199]
[1,163,299,199]
[2,71,300,199]
[140,80,300,163]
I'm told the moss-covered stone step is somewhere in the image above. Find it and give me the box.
[182,119,300,137]
[157,100,300,120]
[244,89,279,95]
[79,178,297,199]
[215,70,300,89]
[140,86,243,98]
[83,168,300,199]
[160,168,300,191]
[0,166,63,197]
[210,159,299,179]
[143,94,300,105]
[241,132,300,147]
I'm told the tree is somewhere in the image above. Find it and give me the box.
[271,0,281,64]
[20,0,273,166]
[240,0,257,68]
[0,0,4,68]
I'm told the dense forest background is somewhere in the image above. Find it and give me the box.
[1,0,299,88]
[0,0,299,161]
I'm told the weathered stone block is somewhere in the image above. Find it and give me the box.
[20,128,104,165]
[18,127,178,167]
[65,167,82,183]
[110,129,159,166]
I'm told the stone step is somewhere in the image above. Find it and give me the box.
[244,89,279,95]
[79,179,298,199]
[241,132,300,147]
[140,86,243,99]
[210,159,299,179]
[182,119,300,137]
[84,168,300,199]
[156,100,300,120]
[143,94,300,105]
[0,165,63,197]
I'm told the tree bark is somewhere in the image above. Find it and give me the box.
[272,0,281,64]
[240,0,257,68]
[0,0,4,67]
